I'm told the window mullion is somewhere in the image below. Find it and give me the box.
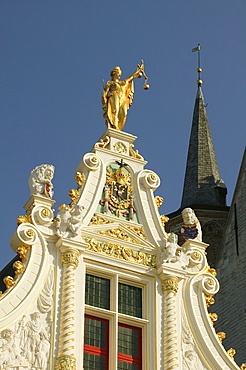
[109,273,118,370]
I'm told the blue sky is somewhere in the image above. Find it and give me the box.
[0,0,245,269]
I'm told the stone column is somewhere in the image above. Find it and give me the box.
[55,247,79,370]
[162,276,179,370]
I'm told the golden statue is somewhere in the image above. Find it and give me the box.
[102,61,149,131]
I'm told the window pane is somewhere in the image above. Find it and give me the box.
[118,361,139,369]
[118,326,140,357]
[84,316,109,370]
[85,274,110,309]
[118,283,142,318]
[84,352,106,370]
[84,317,107,348]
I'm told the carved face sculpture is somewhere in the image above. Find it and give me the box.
[110,67,122,81]
[182,208,196,225]
[44,167,54,180]
[169,233,178,244]
[31,312,40,321]
[2,329,13,339]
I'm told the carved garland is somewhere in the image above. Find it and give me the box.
[84,237,156,268]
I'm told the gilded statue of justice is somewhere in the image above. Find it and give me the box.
[102,60,149,131]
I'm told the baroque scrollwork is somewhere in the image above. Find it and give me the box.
[129,143,144,160]
[85,237,156,267]
[141,171,160,190]
[94,135,110,149]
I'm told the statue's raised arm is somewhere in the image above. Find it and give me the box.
[102,61,148,131]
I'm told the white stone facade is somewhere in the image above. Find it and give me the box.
[0,129,242,369]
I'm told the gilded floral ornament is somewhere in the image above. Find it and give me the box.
[16,214,32,225]
[160,214,169,226]
[154,196,164,208]
[61,250,79,268]
[13,260,25,275]
[93,227,145,245]
[209,313,218,325]
[205,295,215,308]
[227,348,236,361]
[17,246,30,261]
[68,189,80,206]
[240,363,246,369]
[129,143,144,160]
[89,215,147,240]
[55,355,76,370]
[126,225,147,240]
[217,332,226,343]
[90,215,112,225]
[74,171,85,188]
[206,266,217,276]
[161,277,179,293]
[85,237,156,268]
[94,135,110,149]
[113,141,127,154]
[3,276,15,289]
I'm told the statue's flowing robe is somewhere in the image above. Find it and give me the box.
[103,79,134,130]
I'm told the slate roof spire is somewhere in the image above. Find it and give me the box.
[181,85,227,208]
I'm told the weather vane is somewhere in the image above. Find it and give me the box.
[101,60,149,131]
[192,44,203,86]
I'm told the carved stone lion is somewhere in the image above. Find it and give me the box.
[28,164,55,199]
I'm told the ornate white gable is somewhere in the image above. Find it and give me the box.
[0,128,242,370]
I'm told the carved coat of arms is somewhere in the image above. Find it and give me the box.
[106,166,132,209]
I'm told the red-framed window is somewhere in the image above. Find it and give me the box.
[118,323,142,369]
[83,314,109,370]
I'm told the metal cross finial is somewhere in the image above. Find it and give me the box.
[116,159,127,168]
[192,44,203,86]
